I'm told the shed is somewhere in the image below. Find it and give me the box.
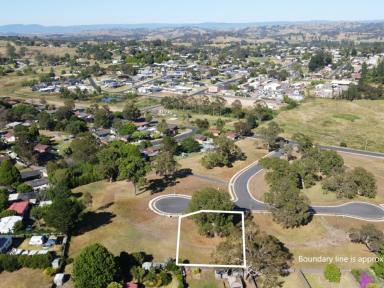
[0,236,12,253]
[54,273,65,286]
[29,235,47,246]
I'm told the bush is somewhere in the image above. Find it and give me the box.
[0,253,52,272]
[16,183,32,193]
[324,263,341,283]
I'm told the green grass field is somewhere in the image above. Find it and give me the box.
[271,98,384,152]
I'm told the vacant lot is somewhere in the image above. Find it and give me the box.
[254,214,379,270]
[271,98,384,152]
[249,151,384,204]
[69,174,224,260]
[0,268,52,288]
[179,138,267,181]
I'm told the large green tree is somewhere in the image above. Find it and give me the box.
[73,244,117,288]
[264,177,311,228]
[258,121,283,150]
[152,150,179,179]
[44,197,84,233]
[188,188,234,237]
[70,133,100,163]
[214,222,292,288]
[201,136,245,169]
[0,160,21,186]
[122,101,141,120]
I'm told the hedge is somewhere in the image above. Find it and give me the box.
[0,253,52,272]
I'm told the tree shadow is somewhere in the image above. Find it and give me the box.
[118,251,154,282]
[73,211,115,236]
[146,168,192,195]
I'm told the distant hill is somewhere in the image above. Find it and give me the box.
[0,21,338,35]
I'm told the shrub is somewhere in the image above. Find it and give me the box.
[360,272,374,288]
[324,263,341,283]
[0,253,52,272]
[17,183,32,193]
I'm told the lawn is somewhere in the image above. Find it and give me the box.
[179,138,267,181]
[186,269,223,288]
[249,151,384,204]
[0,268,52,288]
[270,98,384,152]
[253,214,378,269]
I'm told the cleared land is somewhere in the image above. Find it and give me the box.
[178,217,224,264]
[254,214,382,270]
[249,152,384,204]
[0,268,52,288]
[271,98,384,152]
[179,138,267,181]
[68,174,225,260]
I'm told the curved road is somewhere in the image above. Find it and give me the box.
[150,146,384,221]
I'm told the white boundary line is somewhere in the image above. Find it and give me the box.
[176,210,246,268]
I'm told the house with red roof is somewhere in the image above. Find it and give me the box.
[34,144,50,154]
[8,201,29,216]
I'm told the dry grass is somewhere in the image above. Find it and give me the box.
[178,217,226,264]
[341,152,384,202]
[179,138,267,181]
[253,214,377,269]
[282,272,306,288]
[0,268,52,288]
[304,272,358,288]
[69,175,224,261]
[249,151,384,204]
[272,98,384,152]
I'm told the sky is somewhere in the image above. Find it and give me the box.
[1,0,384,26]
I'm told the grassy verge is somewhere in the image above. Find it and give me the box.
[271,98,384,152]
[254,214,381,270]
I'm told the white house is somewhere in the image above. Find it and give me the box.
[0,216,23,233]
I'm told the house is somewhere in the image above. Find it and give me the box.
[25,178,49,192]
[194,134,207,144]
[226,132,240,141]
[141,146,161,158]
[8,200,29,216]
[29,235,47,246]
[5,121,22,129]
[34,144,50,154]
[0,216,23,233]
[8,191,38,202]
[20,170,42,181]
[0,236,12,253]
[166,124,179,136]
[4,132,15,143]
[208,86,220,93]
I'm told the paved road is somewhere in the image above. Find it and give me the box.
[150,145,384,221]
